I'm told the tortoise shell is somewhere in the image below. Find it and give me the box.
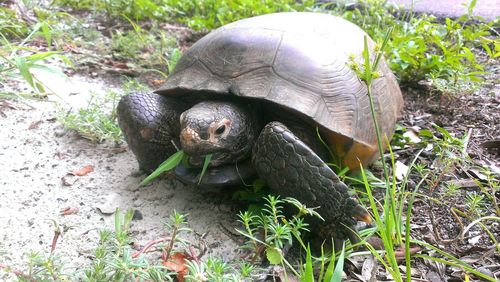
[156,12,403,168]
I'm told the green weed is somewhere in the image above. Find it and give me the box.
[164,0,316,30]
[0,6,28,38]
[336,0,499,96]
[82,209,174,281]
[54,0,317,30]
[236,195,345,280]
[58,90,124,143]
[110,23,180,73]
[0,19,71,96]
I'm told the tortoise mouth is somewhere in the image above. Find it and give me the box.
[180,127,236,167]
[185,151,235,168]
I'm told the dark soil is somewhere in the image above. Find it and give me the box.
[389,56,500,280]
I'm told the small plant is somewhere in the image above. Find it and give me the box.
[82,209,174,281]
[236,195,344,280]
[0,6,28,38]
[58,90,124,143]
[418,124,471,193]
[465,192,485,218]
[0,19,70,96]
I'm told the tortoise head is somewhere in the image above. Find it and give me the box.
[179,100,258,167]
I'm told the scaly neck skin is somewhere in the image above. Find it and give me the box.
[179,100,259,167]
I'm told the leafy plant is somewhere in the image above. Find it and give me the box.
[418,124,471,194]
[0,6,28,38]
[82,209,174,281]
[336,0,499,96]
[58,90,124,142]
[0,20,70,96]
[110,22,179,73]
[236,195,344,280]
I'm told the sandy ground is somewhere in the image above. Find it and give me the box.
[0,74,240,278]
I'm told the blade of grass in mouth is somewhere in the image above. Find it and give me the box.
[140,150,185,186]
[198,154,213,184]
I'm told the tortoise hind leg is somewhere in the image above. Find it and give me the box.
[252,121,369,243]
[117,92,189,172]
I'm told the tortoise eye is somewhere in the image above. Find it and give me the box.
[215,124,226,135]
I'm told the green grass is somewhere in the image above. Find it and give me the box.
[163,0,316,30]
[109,19,181,73]
[52,0,499,97]
[53,0,170,21]
[54,0,317,30]
[0,6,28,38]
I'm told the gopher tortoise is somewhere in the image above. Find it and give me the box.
[117,12,403,241]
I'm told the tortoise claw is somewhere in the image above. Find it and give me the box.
[352,204,372,224]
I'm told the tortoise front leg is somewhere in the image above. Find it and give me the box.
[252,121,370,243]
[117,92,189,172]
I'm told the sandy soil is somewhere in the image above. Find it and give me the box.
[0,75,240,278]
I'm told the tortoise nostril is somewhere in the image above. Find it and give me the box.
[180,128,192,145]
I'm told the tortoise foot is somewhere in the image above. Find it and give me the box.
[252,121,369,241]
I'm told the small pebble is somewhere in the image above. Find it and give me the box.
[132,209,143,220]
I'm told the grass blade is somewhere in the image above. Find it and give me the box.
[197,153,212,184]
[300,244,313,282]
[331,242,345,282]
[14,56,34,88]
[140,150,185,186]
[323,242,337,282]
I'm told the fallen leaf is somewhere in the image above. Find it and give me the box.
[360,255,377,282]
[60,207,79,215]
[28,120,42,130]
[2,100,17,110]
[403,128,421,143]
[467,168,488,181]
[395,161,409,180]
[111,61,129,69]
[73,165,94,176]
[395,246,422,262]
[62,43,75,50]
[163,252,188,282]
[51,229,61,252]
[480,139,500,149]
[446,179,478,188]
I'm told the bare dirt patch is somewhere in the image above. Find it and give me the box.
[0,81,241,279]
